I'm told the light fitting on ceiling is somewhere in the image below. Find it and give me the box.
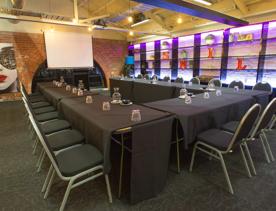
[131,19,150,27]
[49,27,55,32]
[192,0,212,6]
[177,17,183,24]
[88,26,93,31]
[127,16,133,23]
[72,18,78,23]
[129,31,134,36]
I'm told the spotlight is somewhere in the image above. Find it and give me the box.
[88,26,93,31]
[72,18,78,23]
[129,31,134,36]
[127,16,133,23]
[177,17,183,24]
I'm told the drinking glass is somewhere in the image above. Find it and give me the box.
[66,85,71,91]
[102,102,111,111]
[112,87,122,103]
[72,87,77,94]
[86,96,93,104]
[204,92,210,99]
[188,81,192,86]
[209,83,215,89]
[180,88,187,97]
[131,110,141,122]
[78,80,84,90]
[60,76,65,84]
[77,89,84,96]
[185,96,192,104]
[234,86,239,92]
[216,89,222,96]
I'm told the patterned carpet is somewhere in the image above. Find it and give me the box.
[0,101,276,211]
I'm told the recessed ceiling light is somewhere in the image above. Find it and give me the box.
[129,31,134,36]
[127,16,133,23]
[88,26,93,31]
[72,18,78,23]
[192,0,212,6]
[177,17,183,24]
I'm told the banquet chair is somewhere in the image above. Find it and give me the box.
[151,74,158,81]
[190,104,261,194]
[137,74,143,79]
[175,77,184,83]
[269,115,276,130]
[163,76,171,82]
[253,82,273,93]
[208,78,222,87]
[190,77,200,85]
[221,98,276,164]
[144,74,150,80]
[29,113,112,211]
[228,80,245,89]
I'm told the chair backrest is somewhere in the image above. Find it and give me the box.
[175,77,184,83]
[151,75,158,81]
[227,104,261,151]
[190,77,200,85]
[137,74,143,79]
[163,76,171,82]
[208,78,222,87]
[253,82,272,93]
[251,98,276,137]
[229,80,244,89]
[144,74,150,80]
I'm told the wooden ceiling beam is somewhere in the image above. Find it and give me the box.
[234,0,248,15]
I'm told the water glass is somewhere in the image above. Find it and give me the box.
[185,96,192,104]
[131,109,141,122]
[65,85,71,91]
[180,88,187,97]
[102,102,111,111]
[204,92,210,99]
[72,87,77,94]
[188,81,192,86]
[85,96,93,104]
[216,89,222,96]
[234,86,239,92]
[77,89,84,96]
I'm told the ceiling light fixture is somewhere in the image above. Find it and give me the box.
[72,18,78,23]
[131,19,150,27]
[88,26,93,31]
[177,17,183,24]
[129,31,134,36]
[49,27,55,32]
[192,0,212,6]
[127,16,133,23]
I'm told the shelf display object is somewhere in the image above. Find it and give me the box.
[178,35,194,81]
[224,24,262,86]
[145,41,155,77]
[134,44,141,77]
[263,21,276,87]
[160,39,173,79]
[199,30,224,80]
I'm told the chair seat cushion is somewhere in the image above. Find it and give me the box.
[29,92,41,97]
[29,96,45,103]
[31,101,51,109]
[221,121,239,133]
[197,129,233,151]
[47,129,84,151]
[34,106,56,115]
[36,112,59,122]
[57,144,103,177]
[41,120,70,135]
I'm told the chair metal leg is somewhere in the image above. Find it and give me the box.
[243,142,257,175]
[269,115,276,130]
[42,165,53,193]
[260,134,271,163]
[37,151,46,173]
[189,144,198,172]
[176,137,180,173]
[32,136,38,149]
[105,174,113,203]
[36,148,44,167]
[32,138,39,155]
[240,144,252,178]
[218,152,234,194]
[44,170,56,199]
[118,134,124,198]
[262,132,275,162]
[59,179,74,211]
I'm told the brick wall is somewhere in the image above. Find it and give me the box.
[0,31,128,101]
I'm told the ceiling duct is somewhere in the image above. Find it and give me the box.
[133,13,147,24]
[10,0,25,9]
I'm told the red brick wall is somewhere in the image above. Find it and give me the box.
[92,38,128,87]
[0,32,128,101]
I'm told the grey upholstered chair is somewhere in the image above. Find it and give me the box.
[163,76,171,82]
[190,104,261,194]
[151,74,158,81]
[29,113,112,211]
[175,77,184,83]
[253,82,272,93]
[144,74,150,80]
[208,78,222,87]
[190,77,200,85]
[137,74,143,79]
[228,80,245,89]
[222,98,276,165]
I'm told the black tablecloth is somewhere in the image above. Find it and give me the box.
[58,95,174,203]
[144,92,254,148]
[110,78,133,100]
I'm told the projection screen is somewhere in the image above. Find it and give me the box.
[44,31,93,68]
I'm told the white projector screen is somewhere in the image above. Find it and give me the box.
[44,31,93,68]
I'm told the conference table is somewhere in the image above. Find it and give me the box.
[36,82,174,204]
